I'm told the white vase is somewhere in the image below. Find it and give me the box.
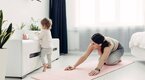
[28,31,40,40]
[0,49,7,80]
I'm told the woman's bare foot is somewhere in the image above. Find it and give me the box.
[118,60,122,63]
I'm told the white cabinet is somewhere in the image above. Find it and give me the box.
[5,39,59,78]
[52,39,60,61]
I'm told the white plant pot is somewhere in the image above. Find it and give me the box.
[28,31,40,40]
[0,49,7,80]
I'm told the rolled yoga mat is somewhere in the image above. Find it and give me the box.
[31,60,133,80]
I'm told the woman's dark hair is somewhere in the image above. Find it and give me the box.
[91,33,110,53]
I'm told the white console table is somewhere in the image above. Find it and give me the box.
[5,39,59,79]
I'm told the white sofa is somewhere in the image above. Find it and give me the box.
[129,32,145,60]
[5,39,59,78]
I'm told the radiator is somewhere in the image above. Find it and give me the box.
[68,30,80,51]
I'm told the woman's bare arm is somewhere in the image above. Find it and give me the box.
[95,47,111,70]
[73,44,94,68]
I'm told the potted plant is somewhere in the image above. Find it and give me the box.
[29,17,40,39]
[0,10,14,80]
[30,17,40,31]
[30,23,40,31]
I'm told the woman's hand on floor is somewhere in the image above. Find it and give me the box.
[64,65,75,71]
[89,69,100,76]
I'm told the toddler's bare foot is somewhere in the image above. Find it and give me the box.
[46,64,51,69]
[43,67,47,72]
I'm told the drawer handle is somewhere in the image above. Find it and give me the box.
[53,48,57,51]
[29,52,40,58]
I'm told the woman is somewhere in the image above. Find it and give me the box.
[64,33,124,76]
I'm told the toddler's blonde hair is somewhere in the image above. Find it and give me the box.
[41,18,52,29]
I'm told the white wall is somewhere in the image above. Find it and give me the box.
[66,0,77,29]
[0,0,49,29]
